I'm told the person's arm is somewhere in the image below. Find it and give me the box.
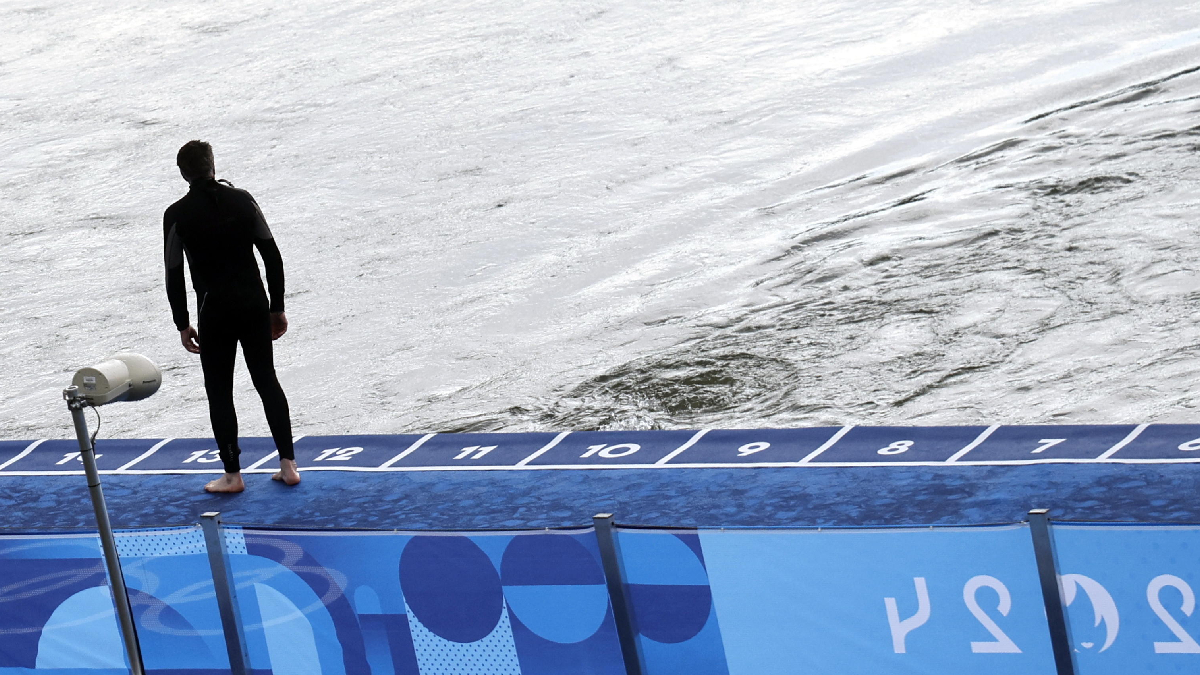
[164,215,190,330]
[248,199,285,314]
[248,198,287,339]
[256,237,286,313]
[165,216,200,354]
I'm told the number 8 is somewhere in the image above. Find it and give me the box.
[878,441,914,456]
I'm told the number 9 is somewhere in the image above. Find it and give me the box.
[738,442,770,457]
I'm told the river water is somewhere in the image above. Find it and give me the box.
[3,0,1200,440]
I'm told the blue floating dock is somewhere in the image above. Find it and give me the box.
[3,424,1200,530]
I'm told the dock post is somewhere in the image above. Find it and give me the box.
[1028,509,1077,675]
[201,512,250,675]
[594,514,645,675]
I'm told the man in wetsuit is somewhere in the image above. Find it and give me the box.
[164,140,300,493]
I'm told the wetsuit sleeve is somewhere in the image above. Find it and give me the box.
[164,214,190,331]
[249,199,286,313]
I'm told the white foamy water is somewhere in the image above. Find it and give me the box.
[2,0,1200,439]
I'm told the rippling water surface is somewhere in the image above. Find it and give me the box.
[3,0,1200,439]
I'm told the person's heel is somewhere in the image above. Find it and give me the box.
[273,458,301,486]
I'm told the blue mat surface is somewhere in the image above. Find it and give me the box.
[3,425,1200,530]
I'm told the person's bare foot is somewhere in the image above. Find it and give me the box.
[271,458,301,486]
[204,473,244,493]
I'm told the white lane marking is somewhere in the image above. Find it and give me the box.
[655,429,711,465]
[798,426,853,464]
[1096,424,1149,460]
[0,439,47,471]
[946,425,1000,463]
[379,433,437,468]
[245,450,279,471]
[515,431,571,467]
[225,435,310,473]
[248,434,310,471]
[116,438,173,471]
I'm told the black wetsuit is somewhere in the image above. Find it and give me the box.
[164,178,294,473]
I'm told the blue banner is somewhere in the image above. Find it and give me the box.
[616,525,1058,675]
[229,526,625,675]
[0,527,226,674]
[1052,523,1200,674]
[13,518,1200,674]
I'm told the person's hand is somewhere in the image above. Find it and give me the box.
[271,312,288,340]
[180,326,200,354]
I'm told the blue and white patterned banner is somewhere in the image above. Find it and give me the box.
[9,520,1200,673]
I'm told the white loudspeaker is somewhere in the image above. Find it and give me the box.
[72,353,162,405]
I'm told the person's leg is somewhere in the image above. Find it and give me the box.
[199,308,245,493]
[240,307,299,485]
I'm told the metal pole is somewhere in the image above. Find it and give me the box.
[64,386,145,675]
[200,512,250,675]
[1028,509,1077,675]
[593,514,645,675]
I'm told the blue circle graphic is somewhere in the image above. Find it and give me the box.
[619,533,712,643]
[501,534,609,643]
[500,534,604,585]
[399,536,503,643]
[627,583,712,644]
